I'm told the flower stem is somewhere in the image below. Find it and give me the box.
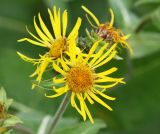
[47,92,70,134]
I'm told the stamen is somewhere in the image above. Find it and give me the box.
[66,63,94,93]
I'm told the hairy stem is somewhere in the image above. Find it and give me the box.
[47,92,70,134]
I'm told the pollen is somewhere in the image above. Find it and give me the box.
[66,64,94,93]
[49,38,67,59]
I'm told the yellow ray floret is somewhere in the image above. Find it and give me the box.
[82,5,132,54]
[45,40,125,123]
[17,6,82,88]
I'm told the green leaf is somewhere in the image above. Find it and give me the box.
[0,87,13,110]
[37,116,78,134]
[54,119,106,134]
[135,0,160,7]
[3,115,23,128]
[151,7,160,30]
[5,99,13,111]
[16,112,78,133]
[16,112,45,133]
[0,87,7,101]
[16,111,105,134]
[108,0,140,31]
[129,32,160,58]
[3,131,12,134]
[2,129,12,134]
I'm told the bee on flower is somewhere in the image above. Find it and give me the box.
[82,5,132,54]
[45,40,125,123]
[17,6,82,88]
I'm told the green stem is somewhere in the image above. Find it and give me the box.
[47,92,70,134]
[10,125,34,134]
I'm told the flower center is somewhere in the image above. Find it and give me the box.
[49,37,67,59]
[97,24,123,44]
[66,64,94,93]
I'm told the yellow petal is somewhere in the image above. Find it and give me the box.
[71,93,82,115]
[17,52,38,63]
[62,10,68,36]
[48,8,58,38]
[53,6,61,38]
[94,89,116,100]
[93,43,117,67]
[35,59,50,82]
[34,16,50,42]
[109,8,114,28]
[57,8,61,37]
[93,51,117,69]
[45,86,68,98]
[84,40,101,63]
[95,77,123,83]
[83,100,94,124]
[85,93,94,104]
[59,58,69,71]
[68,35,77,63]
[88,91,113,111]
[68,17,82,40]
[77,94,86,121]
[32,84,36,89]
[30,66,39,77]
[89,43,108,66]
[96,67,117,76]
[123,34,131,40]
[53,63,66,76]
[38,13,54,40]
[53,86,68,94]
[18,38,48,47]
[53,77,65,83]
[63,57,72,66]
[53,6,57,21]
[81,5,100,26]
[121,41,133,55]
[45,91,66,98]
[94,81,119,89]
[77,48,83,61]
[25,26,48,45]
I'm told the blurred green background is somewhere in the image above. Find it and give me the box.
[0,0,160,134]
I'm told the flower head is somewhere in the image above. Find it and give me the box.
[82,5,132,54]
[17,6,82,88]
[45,40,125,123]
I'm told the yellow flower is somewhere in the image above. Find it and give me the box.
[45,40,125,123]
[82,5,132,54]
[17,6,82,88]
